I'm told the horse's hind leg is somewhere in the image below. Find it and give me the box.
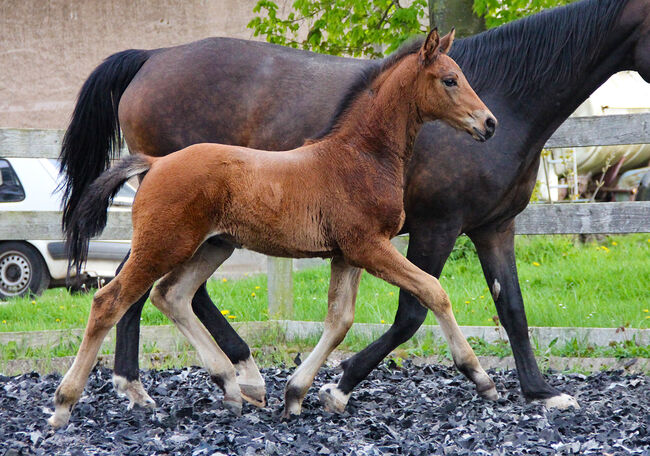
[283,256,362,417]
[326,240,496,412]
[48,262,157,428]
[149,241,245,415]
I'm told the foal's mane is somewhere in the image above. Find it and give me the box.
[311,39,423,141]
[450,0,630,97]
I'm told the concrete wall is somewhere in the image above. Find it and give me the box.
[0,0,262,129]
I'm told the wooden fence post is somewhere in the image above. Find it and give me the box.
[267,257,294,319]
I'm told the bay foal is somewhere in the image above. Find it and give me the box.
[50,29,496,428]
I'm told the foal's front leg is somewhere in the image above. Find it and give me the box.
[149,242,247,415]
[321,240,496,412]
[283,256,362,417]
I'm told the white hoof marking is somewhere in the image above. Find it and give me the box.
[544,393,580,410]
[112,375,156,409]
[319,383,350,414]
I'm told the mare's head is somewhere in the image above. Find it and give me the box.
[622,0,650,82]
[414,29,497,141]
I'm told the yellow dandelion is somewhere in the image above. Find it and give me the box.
[31,300,36,305]
[532,262,540,267]
[643,309,648,313]
[255,286,261,290]
[601,246,610,252]
[221,309,230,315]
[611,241,618,246]
[55,318,61,322]
[59,305,64,310]
[222,278,228,283]
[2,320,6,324]
[464,300,470,304]
[646,316,650,319]
[381,319,386,324]
[480,295,485,299]
[388,291,394,296]
[228,315,236,319]
[251,292,256,297]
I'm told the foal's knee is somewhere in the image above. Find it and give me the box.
[419,276,452,314]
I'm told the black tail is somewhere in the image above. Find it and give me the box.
[66,155,152,279]
[59,49,150,233]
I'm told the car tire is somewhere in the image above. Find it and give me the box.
[0,242,50,299]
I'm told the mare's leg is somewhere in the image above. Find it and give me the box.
[469,222,579,409]
[320,239,495,413]
[48,260,159,428]
[113,250,156,408]
[283,256,362,417]
[325,229,497,412]
[149,241,244,415]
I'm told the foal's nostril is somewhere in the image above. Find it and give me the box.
[484,117,496,138]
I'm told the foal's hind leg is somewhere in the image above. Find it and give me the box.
[283,256,362,417]
[149,242,246,415]
[48,263,157,428]
[321,240,496,413]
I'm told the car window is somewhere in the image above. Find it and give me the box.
[0,159,26,202]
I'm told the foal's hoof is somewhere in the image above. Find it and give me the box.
[477,384,499,401]
[223,398,243,417]
[543,393,580,410]
[239,383,266,408]
[113,375,156,410]
[319,383,350,414]
[47,407,71,429]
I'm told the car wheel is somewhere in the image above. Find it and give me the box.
[0,242,50,299]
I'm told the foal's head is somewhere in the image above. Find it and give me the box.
[413,29,497,141]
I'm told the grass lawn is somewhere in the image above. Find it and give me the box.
[0,234,648,332]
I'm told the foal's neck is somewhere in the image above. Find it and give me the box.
[328,56,423,166]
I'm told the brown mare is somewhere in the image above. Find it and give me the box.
[48,29,496,428]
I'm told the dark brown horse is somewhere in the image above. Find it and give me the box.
[59,0,650,414]
[49,30,496,428]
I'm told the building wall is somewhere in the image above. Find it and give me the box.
[0,0,262,128]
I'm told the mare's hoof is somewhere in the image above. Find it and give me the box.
[239,383,266,408]
[282,401,302,418]
[113,375,156,410]
[478,385,499,401]
[543,393,580,410]
[47,408,71,429]
[319,383,349,414]
[223,399,243,417]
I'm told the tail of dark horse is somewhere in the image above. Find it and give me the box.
[59,49,149,233]
[65,155,152,279]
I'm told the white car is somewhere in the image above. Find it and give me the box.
[0,157,133,299]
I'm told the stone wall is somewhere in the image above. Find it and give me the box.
[0,0,262,128]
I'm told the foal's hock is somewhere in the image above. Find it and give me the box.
[49,29,496,428]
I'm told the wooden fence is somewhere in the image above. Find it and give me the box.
[1,113,650,317]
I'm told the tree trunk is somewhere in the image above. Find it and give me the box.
[428,0,485,38]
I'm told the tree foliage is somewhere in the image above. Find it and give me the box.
[247,0,428,58]
[247,0,578,58]
[473,0,578,28]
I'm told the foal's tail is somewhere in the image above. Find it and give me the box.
[58,49,150,234]
[65,155,152,279]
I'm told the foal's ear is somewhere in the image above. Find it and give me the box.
[419,28,440,67]
[439,28,455,55]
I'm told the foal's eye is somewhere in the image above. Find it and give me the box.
[443,78,457,87]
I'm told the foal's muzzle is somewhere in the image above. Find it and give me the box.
[469,112,497,142]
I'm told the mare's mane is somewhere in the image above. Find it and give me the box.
[313,0,629,141]
[451,0,629,97]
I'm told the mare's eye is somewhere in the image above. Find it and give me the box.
[443,78,457,87]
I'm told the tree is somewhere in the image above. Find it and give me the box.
[429,0,485,38]
[247,0,428,58]
[247,0,577,58]
[474,0,578,28]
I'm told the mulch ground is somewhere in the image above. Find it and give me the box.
[1,361,649,455]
